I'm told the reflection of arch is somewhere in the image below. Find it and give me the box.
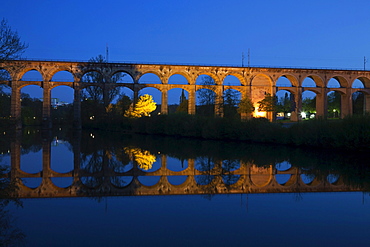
[275,174,298,186]
[249,165,272,187]
[0,68,12,81]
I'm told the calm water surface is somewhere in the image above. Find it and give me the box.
[1,129,369,247]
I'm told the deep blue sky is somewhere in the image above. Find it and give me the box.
[2,0,370,103]
[2,0,370,68]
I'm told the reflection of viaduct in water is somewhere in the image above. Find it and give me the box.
[8,138,360,199]
[1,60,370,128]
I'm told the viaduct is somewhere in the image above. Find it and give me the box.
[1,59,370,128]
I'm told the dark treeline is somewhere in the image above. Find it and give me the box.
[98,113,370,151]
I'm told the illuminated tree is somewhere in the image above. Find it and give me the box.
[124,94,156,118]
[124,147,156,170]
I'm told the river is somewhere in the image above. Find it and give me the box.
[0,128,369,246]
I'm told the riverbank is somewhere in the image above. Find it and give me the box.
[83,113,370,151]
[4,114,370,151]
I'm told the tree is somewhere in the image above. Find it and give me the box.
[237,96,254,115]
[327,91,341,118]
[257,93,277,112]
[81,55,121,106]
[302,97,316,114]
[197,76,216,116]
[276,92,294,118]
[116,94,132,115]
[124,94,156,118]
[176,89,188,113]
[352,92,364,115]
[223,89,240,118]
[0,19,28,61]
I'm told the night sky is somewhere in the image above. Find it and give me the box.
[1,0,370,102]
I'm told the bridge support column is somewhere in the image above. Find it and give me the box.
[364,95,370,114]
[215,87,223,117]
[10,83,22,129]
[161,90,168,114]
[188,88,196,114]
[340,91,352,118]
[73,88,81,129]
[316,90,327,118]
[42,85,52,129]
[10,131,21,181]
[290,88,302,122]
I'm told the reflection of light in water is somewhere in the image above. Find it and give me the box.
[51,136,67,147]
[124,147,156,170]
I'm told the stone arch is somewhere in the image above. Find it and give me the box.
[222,74,242,86]
[81,70,105,83]
[168,74,189,84]
[352,77,370,88]
[51,71,74,83]
[302,76,317,87]
[276,74,298,87]
[49,67,76,81]
[224,72,247,86]
[251,73,273,87]
[327,76,348,88]
[111,71,135,83]
[20,69,44,82]
[195,74,217,85]
[138,72,162,84]
[305,75,324,87]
